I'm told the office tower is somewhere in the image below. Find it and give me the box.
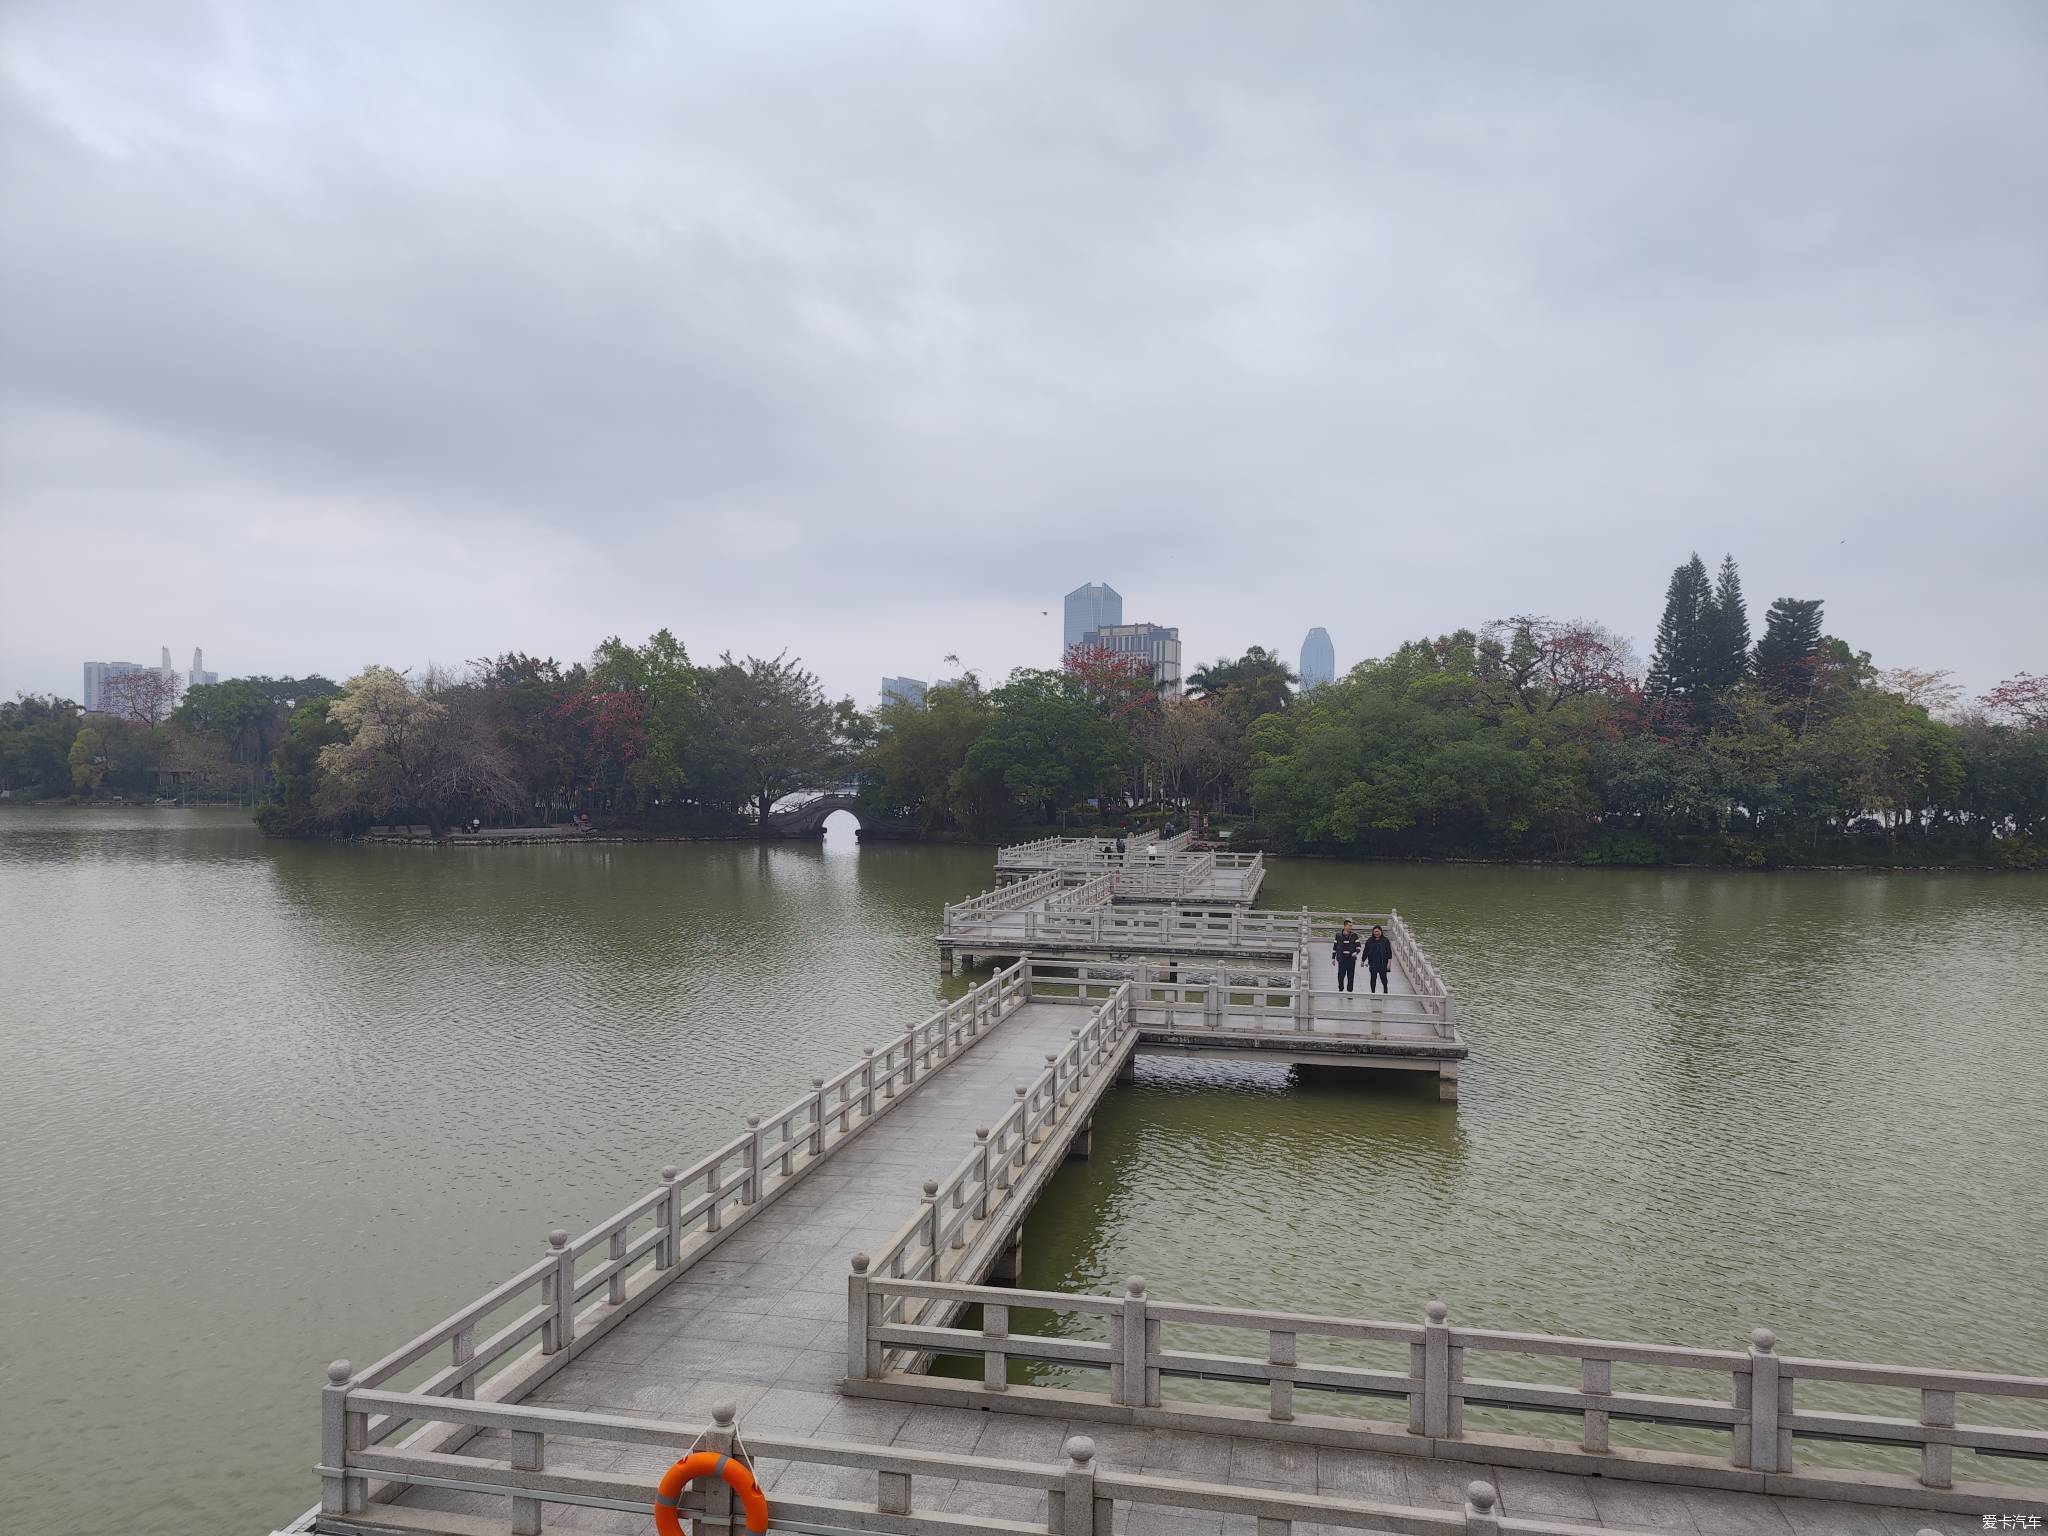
[82,660,148,712]
[1300,628,1335,689]
[188,648,218,690]
[1062,582,1122,657]
[880,676,927,708]
[1082,622,1182,694]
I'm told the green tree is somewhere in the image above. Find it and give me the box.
[588,630,700,810]
[1753,598,1825,699]
[1646,554,1712,704]
[961,669,1117,825]
[1701,555,1750,696]
[68,727,106,794]
[315,667,520,833]
[697,653,837,831]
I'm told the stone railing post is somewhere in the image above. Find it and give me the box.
[1747,1328,1785,1473]
[510,1427,544,1536]
[704,1156,724,1234]
[698,1402,740,1533]
[320,1360,365,1515]
[847,1254,876,1379]
[1056,1436,1103,1536]
[861,1048,877,1116]
[1420,1300,1460,1438]
[606,1225,628,1307]
[541,1229,575,1354]
[742,1116,763,1204]
[921,1179,941,1275]
[973,1129,992,1220]
[659,1166,682,1266]
[1462,1480,1501,1536]
[1115,1277,1151,1407]
[1919,1386,1955,1488]
[810,1077,827,1157]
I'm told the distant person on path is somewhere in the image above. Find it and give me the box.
[1332,918,1362,993]
[1364,924,1393,994]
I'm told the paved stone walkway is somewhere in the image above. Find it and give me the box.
[391,997,1991,1536]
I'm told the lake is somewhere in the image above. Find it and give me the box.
[2,809,2042,1533]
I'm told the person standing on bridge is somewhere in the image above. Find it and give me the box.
[1332,919,1363,993]
[1364,924,1394,994]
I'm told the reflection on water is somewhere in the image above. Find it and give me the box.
[1,812,2042,1528]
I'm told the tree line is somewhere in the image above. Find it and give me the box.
[854,556,2045,868]
[3,564,2042,865]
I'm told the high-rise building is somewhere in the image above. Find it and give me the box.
[81,660,149,712]
[1299,628,1335,689]
[1083,622,1182,694]
[1062,582,1122,657]
[880,676,927,708]
[187,648,218,690]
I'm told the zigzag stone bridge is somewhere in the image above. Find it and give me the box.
[280,849,2042,1536]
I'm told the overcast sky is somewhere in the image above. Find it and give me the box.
[2,1,2044,708]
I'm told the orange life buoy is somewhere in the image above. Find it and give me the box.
[653,1449,769,1535]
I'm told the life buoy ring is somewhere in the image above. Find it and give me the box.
[653,1449,769,1535]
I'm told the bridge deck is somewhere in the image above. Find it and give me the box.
[362,989,1986,1535]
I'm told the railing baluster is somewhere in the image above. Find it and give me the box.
[657,1166,682,1266]
[509,1428,543,1536]
[1919,1386,1955,1488]
[743,1116,762,1205]
[1269,1329,1296,1421]
[450,1326,474,1401]
[541,1230,574,1354]
[1581,1356,1610,1451]
[606,1226,627,1306]
[985,1300,1009,1392]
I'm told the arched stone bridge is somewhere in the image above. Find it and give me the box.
[765,792,909,838]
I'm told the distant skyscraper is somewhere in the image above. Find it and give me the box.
[188,647,218,690]
[82,660,148,712]
[1300,628,1335,689]
[880,676,927,708]
[1062,582,1122,657]
[1083,622,1182,694]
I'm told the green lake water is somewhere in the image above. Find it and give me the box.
[1,810,2041,1532]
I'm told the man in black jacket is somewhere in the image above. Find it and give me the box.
[1332,919,1363,992]
[1364,925,1394,993]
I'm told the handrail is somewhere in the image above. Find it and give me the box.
[1044,873,1112,913]
[312,1389,1666,1535]
[943,868,1063,923]
[338,959,1037,1430]
[853,979,1137,1361]
[844,1281,2048,1506]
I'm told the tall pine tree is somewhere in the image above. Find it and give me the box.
[1701,554,1750,695]
[1646,553,1712,702]
[1753,598,1825,698]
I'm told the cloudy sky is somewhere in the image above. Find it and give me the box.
[2,1,2044,708]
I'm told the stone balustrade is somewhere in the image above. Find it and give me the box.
[310,1390,1666,1536]
[844,1279,2048,1517]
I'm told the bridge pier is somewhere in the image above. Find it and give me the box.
[1066,1116,1092,1161]
[1438,1063,1459,1103]
[987,1224,1026,1286]
[939,943,955,976]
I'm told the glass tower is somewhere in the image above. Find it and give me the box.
[1300,627,1335,689]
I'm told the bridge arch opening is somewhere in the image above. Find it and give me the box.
[821,806,862,852]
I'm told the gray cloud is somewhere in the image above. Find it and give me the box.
[3,0,2044,704]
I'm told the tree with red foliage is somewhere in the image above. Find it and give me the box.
[1062,642,1158,718]
[557,686,646,808]
[1983,673,2048,730]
